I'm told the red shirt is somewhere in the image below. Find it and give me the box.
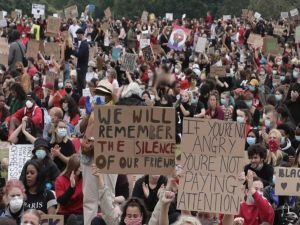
[55,175,83,215]
[50,89,66,107]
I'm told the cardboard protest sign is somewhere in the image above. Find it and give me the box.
[151,44,164,56]
[273,25,285,36]
[141,11,149,24]
[281,12,289,19]
[11,11,17,19]
[120,53,136,73]
[263,37,280,55]
[195,37,207,53]
[41,215,64,225]
[46,16,61,35]
[112,48,122,61]
[44,42,61,60]
[0,38,9,54]
[247,33,264,49]
[8,145,33,180]
[223,15,231,21]
[166,13,173,21]
[177,118,246,214]
[167,25,190,52]
[296,26,300,43]
[142,45,154,63]
[241,9,249,20]
[0,53,8,67]
[210,66,226,77]
[275,167,300,196]
[27,40,40,60]
[64,5,78,19]
[290,8,299,17]
[104,7,112,20]
[93,106,176,175]
[32,4,45,16]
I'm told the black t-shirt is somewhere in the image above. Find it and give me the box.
[51,140,75,172]
[132,175,167,212]
[244,163,274,187]
[24,190,57,214]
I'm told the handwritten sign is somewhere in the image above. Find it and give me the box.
[141,11,149,24]
[263,36,280,55]
[247,33,264,49]
[140,32,150,49]
[166,13,173,21]
[41,215,64,225]
[195,37,207,53]
[273,25,285,36]
[290,8,299,17]
[281,12,289,19]
[210,66,226,77]
[177,119,245,214]
[93,106,176,175]
[64,5,78,19]
[275,167,300,196]
[44,42,61,60]
[223,15,231,21]
[27,40,40,60]
[142,45,154,63]
[241,9,249,20]
[32,4,45,16]
[8,145,33,180]
[47,16,61,35]
[120,53,136,73]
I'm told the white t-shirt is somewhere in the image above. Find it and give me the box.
[68,24,81,40]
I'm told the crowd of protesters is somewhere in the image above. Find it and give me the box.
[0,6,300,225]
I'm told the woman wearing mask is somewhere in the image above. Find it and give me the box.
[220,91,233,121]
[1,179,26,224]
[50,120,75,172]
[8,83,26,115]
[246,129,260,150]
[236,109,252,136]
[55,154,83,224]
[48,78,66,108]
[266,129,285,167]
[61,96,80,134]
[20,160,57,214]
[243,92,260,127]
[205,91,224,120]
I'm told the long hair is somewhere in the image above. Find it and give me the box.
[119,198,148,225]
[10,83,26,101]
[61,96,80,119]
[20,160,46,194]
[62,154,80,178]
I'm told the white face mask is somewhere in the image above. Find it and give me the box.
[33,75,40,81]
[58,82,64,89]
[10,197,23,213]
[25,100,33,109]
[174,68,180,74]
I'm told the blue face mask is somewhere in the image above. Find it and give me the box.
[93,95,105,105]
[220,98,226,105]
[244,100,253,108]
[280,76,286,81]
[265,119,271,128]
[247,137,256,145]
[35,149,47,159]
[295,135,300,142]
[57,128,67,138]
[236,116,245,123]
[275,94,282,102]
[248,85,256,92]
[280,137,286,145]
[293,70,299,79]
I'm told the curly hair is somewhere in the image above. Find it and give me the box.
[119,197,148,225]
[61,96,80,119]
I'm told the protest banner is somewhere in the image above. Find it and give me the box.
[112,48,122,61]
[273,25,285,36]
[27,40,40,60]
[64,5,78,19]
[167,25,190,52]
[8,145,33,180]
[290,8,299,17]
[104,7,112,20]
[247,33,264,49]
[32,4,45,16]
[142,45,154,63]
[120,53,136,73]
[263,36,280,55]
[223,15,231,21]
[281,12,289,19]
[93,106,176,175]
[275,167,300,196]
[195,37,207,53]
[41,215,64,225]
[296,26,300,43]
[46,16,61,35]
[166,13,173,21]
[177,118,246,214]
[140,32,150,49]
[141,11,149,24]
[210,66,226,77]
[254,12,261,19]
[241,9,249,20]
[44,42,61,60]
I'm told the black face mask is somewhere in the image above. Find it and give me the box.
[65,87,72,94]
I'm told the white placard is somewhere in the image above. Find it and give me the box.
[182,14,186,19]
[2,11,7,18]
[254,12,261,19]
[0,19,7,27]
[281,12,289,19]
[166,13,173,21]
[290,8,299,17]
[8,145,33,180]
[195,37,207,53]
[223,15,231,21]
[82,88,92,98]
[32,3,45,16]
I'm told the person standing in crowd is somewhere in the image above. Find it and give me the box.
[8,30,26,71]
[72,28,89,96]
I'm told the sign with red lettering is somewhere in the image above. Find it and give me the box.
[177,118,246,214]
[93,106,176,175]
